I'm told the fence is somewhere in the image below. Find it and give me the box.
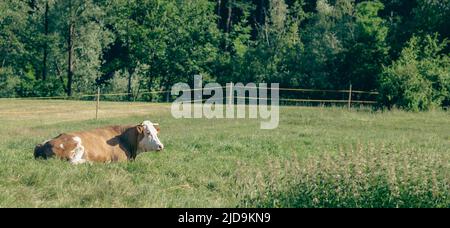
[231,84,378,104]
[1,84,379,119]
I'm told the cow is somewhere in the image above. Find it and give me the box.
[34,120,164,164]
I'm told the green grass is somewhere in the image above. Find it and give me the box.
[0,99,448,207]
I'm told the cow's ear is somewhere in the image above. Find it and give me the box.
[153,123,160,133]
[137,125,145,135]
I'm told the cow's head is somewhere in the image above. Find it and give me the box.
[137,120,164,152]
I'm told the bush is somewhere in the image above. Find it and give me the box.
[101,63,150,101]
[0,66,66,98]
[378,34,450,111]
[31,78,66,97]
[378,59,435,111]
[0,67,20,97]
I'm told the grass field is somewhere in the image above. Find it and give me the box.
[0,99,448,208]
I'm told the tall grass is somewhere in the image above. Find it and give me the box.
[237,143,449,208]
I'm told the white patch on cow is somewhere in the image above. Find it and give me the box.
[59,144,64,149]
[138,120,164,152]
[42,139,50,144]
[70,136,86,164]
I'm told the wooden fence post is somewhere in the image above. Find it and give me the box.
[96,87,100,120]
[348,84,352,109]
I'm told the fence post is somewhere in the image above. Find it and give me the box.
[348,84,352,109]
[96,87,100,120]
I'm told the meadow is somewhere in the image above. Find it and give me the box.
[0,99,448,208]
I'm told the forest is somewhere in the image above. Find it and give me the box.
[0,0,449,110]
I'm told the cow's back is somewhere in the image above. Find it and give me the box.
[35,126,133,163]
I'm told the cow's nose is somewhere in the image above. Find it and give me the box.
[157,144,164,151]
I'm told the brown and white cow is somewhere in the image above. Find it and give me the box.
[34,121,164,164]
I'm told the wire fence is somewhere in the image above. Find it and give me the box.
[1,86,379,104]
[1,84,379,107]
[0,84,379,119]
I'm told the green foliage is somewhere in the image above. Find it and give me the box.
[350,0,389,88]
[413,0,450,38]
[0,0,29,68]
[356,1,387,42]
[108,0,219,93]
[226,0,306,86]
[299,0,389,90]
[379,34,450,111]
[0,66,65,98]
[51,0,113,94]
[0,67,19,97]
[0,0,449,110]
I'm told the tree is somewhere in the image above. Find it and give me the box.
[342,0,389,90]
[0,0,448,111]
[42,0,50,81]
[0,0,34,97]
[379,34,450,111]
[300,0,349,89]
[106,0,220,101]
[158,0,220,99]
[51,0,113,96]
[0,0,28,69]
[234,0,306,87]
[413,0,450,39]
[299,0,389,92]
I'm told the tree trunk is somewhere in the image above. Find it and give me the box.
[67,6,74,97]
[42,1,49,81]
[224,0,233,50]
[260,1,265,24]
[226,0,233,33]
[166,90,170,103]
[54,60,68,94]
[127,73,132,99]
[147,72,154,101]
[67,23,74,96]
[217,0,221,24]
[127,68,134,100]
[165,76,171,103]
[126,0,133,101]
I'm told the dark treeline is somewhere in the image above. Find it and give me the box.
[0,0,449,110]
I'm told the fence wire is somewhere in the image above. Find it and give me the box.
[0,86,378,104]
